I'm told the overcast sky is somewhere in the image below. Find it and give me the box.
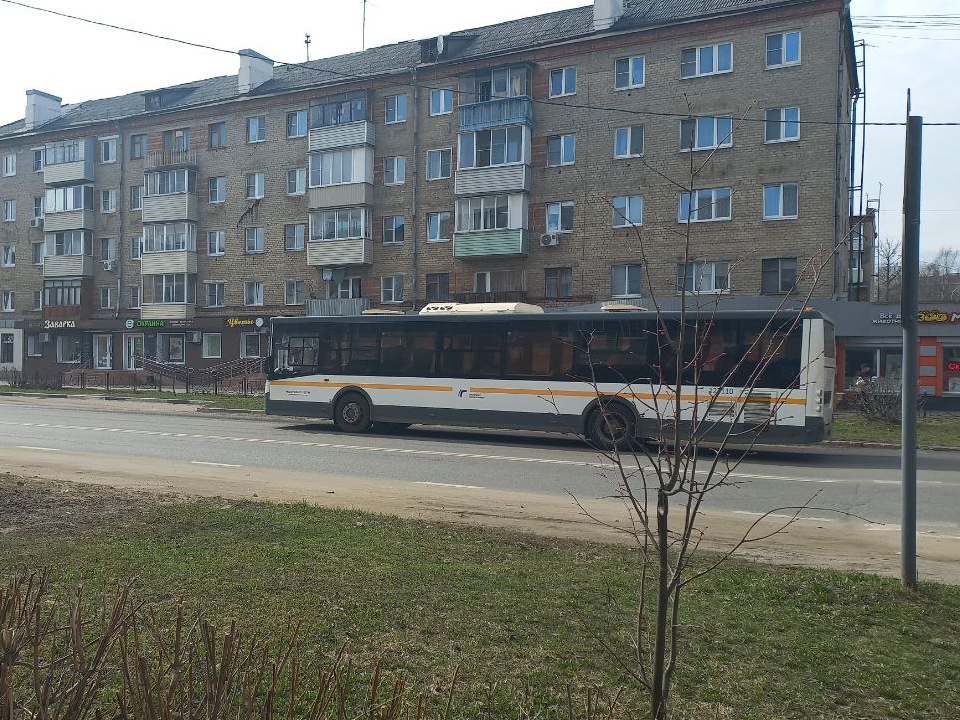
[0,0,956,260]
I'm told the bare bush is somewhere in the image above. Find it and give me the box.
[850,378,901,423]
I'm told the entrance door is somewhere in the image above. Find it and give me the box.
[93,334,113,369]
[124,334,144,370]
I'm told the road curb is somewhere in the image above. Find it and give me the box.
[0,390,212,407]
[196,407,264,414]
[825,439,958,452]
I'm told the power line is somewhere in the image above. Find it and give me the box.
[4,0,959,128]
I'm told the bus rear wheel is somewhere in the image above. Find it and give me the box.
[587,403,636,450]
[334,393,373,434]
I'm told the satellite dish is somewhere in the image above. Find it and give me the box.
[436,34,445,56]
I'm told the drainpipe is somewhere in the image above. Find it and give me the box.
[115,122,124,322]
[410,68,421,309]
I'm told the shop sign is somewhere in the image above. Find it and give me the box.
[225,317,265,329]
[872,310,960,326]
[135,320,165,328]
[949,362,960,372]
[43,320,77,330]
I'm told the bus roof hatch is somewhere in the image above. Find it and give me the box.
[419,302,545,315]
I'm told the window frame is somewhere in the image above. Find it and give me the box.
[309,208,369,241]
[680,42,734,79]
[286,168,307,195]
[383,155,406,186]
[678,188,733,223]
[382,215,406,245]
[205,281,225,308]
[425,272,450,302]
[243,280,264,307]
[0,290,12,312]
[614,56,646,90]
[284,223,306,251]
[426,211,452,242]
[676,260,731,294]
[244,227,265,254]
[546,201,574,233]
[100,189,116,213]
[130,134,147,159]
[246,115,266,143]
[611,263,643,298]
[130,184,143,210]
[426,148,452,181]
[546,133,576,167]
[614,125,644,158]
[680,115,734,152]
[380,275,404,303]
[241,332,263,359]
[766,30,802,69]
[99,286,114,310]
[384,94,407,124]
[2,200,16,222]
[1,245,15,267]
[429,88,453,116]
[612,195,643,228]
[245,172,265,200]
[764,106,801,143]
[284,279,304,306]
[763,182,800,220]
[207,230,226,256]
[208,122,227,149]
[202,332,222,359]
[544,266,573,299]
[208,176,226,203]
[129,285,141,309]
[286,110,308,139]
[99,137,117,164]
[548,66,577,98]
[761,257,798,294]
[2,152,17,177]
[458,126,525,169]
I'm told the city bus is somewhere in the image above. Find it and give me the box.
[266,304,835,446]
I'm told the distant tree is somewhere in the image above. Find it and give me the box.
[875,237,902,303]
[919,246,960,302]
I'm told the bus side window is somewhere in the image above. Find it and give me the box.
[343,325,379,375]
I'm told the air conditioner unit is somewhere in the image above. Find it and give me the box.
[30,217,43,228]
[539,233,560,247]
[38,332,51,343]
[187,331,202,343]
[103,260,116,271]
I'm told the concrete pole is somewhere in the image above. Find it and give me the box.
[901,101,922,591]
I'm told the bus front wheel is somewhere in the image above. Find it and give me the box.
[587,403,636,450]
[334,393,373,434]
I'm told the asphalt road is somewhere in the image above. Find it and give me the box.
[0,397,957,532]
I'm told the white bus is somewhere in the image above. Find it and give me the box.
[266,304,835,446]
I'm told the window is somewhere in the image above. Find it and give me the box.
[546,134,576,166]
[145,168,196,196]
[455,195,511,232]
[131,134,146,159]
[209,122,227,149]
[99,286,113,309]
[767,31,801,68]
[430,88,453,116]
[3,200,15,222]
[679,188,732,222]
[57,335,83,363]
[245,172,265,199]
[611,264,643,297]
[245,227,264,253]
[2,245,15,267]
[309,208,368,240]
[383,215,405,244]
[308,91,368,128]
[761,257,798,294]
[544,267,573,298]
[130,185,143,210]
[327,277,361,299]
[129,285,141,309]
[100,189,116,213]
[546,201,574,233]
[680,115,733,151]
[308,148,357,187]
[131,235,143,260]
[473,272,492,293]
[385,94,407,123]
[32,289,42,310]
[32,242,44,265]
[241,333,263,359]
[286,110,308,138]
[458,66,528,103]
[1,333,13,362]
[100,138,117,163]
[381,275,404,303]
[1,290,14,312]
[763,182,799,219]
[549,67,577,97]
[202,333,222,359]
[612,195,642,227]
[205,282,225,308]
[33,149,43,172]
[27,334,42,356]
[244,281,264,306]
[158,334,185,363]
[284,223,305,251]
[426,149,452,180]
[681,42,733,78]
[247,116,266,143]
[286,168,306,195]
[458,126,524,169]
[44,141,81,166]
[383,156,406,185]
[162,128,190,151]
[677,261,730,293]
[2,152,16,176]
[426,211,451,242]
[614,126,644,158]
[44,278,82,306]
[144,274,194,304]
[45,185,93,213]
[284,279,304,305]
[208,176,226,203]
[99,237,115,261]
[615,56,645,89]
[425,273,450,301]
[764,106,800,142]
[47,230,91,257]
[207,230,225,256]
[33,197,43,219]
[142,223,197,252]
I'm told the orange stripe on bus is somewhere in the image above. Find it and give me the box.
[469,387,807,405]
[271,380,454,392]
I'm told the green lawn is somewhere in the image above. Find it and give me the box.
[0,385,265,410]
[832,412,960,448]
[1,479,957,719]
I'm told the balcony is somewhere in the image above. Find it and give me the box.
[452,290,527,303]
[455,164,529,196]
[142,194,198,223]
[453,229,528,259]
[459,96,533,132]
[42,138,94,185]
[141,249,198,275]
[308,182,373,210]
[42,255,94,278]
[140,303,196,320]
[306,298,372,316]
[307,238,373,267]
[42,209,94,232]
[308,121,375,152]
[145,149,199,169]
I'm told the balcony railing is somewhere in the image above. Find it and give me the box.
[459,96,533,132]
[145,149,199,169]
[451,290,527,303]
[305,298,372,316]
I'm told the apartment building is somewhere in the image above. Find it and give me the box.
[0,0,862,375]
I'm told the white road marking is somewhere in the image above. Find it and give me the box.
[191,461,242,468]
[414,481,485,489]
[16,445,61,452]
[732,510,835,523]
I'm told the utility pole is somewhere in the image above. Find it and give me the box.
[304,33,311,61]
[901,91,922,591]
[362,0,367,50]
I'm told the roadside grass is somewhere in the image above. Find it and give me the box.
[1,493,957,719]
[832,412,960,448]
[0,385,265,410]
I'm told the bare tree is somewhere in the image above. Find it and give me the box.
[875,236,902,303]
[920,246,960,302]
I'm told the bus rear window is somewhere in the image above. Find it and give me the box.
[823,321,836,359]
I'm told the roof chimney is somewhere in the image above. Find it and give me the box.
[238,49,274,94]
[593,0,624,31]
[24,89,62,131]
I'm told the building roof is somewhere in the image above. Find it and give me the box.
[0,0,828,141]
